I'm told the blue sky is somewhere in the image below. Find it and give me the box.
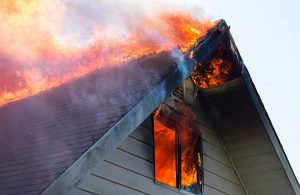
[203,0,300,180]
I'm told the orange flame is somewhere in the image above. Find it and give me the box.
[191,44,233,89]
[180,105,201,190]
[154,106,202,191]
[0,0,215,107]
[181,126,201,188]
[154,119,177,187]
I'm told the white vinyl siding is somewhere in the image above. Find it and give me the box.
[70,117,247,195]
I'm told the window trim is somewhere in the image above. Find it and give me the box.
[152,111,204,195]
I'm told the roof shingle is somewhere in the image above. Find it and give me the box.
[0,52,176,194]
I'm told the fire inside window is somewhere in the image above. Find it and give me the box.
[154,110,203,194]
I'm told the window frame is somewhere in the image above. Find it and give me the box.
[152,111,204,195]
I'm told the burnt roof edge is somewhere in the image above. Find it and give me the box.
[41,21,228,195]
[241,67,300,194]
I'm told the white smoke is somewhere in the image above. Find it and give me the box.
[59,0,210,47]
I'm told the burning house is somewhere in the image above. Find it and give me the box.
[0,18,299,195]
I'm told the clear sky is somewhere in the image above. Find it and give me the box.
[202,0,300,180]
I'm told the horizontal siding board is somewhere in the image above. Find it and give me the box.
[233,152,278,167]
[130,126,153,146]
[91,161,182,195]
[248,186,295,195]
[186,104,216,132]
[194,122,217,135]
[242,170,287,184]
[77,174,149,195]
[116,185,147,195]
[77,174,117,195]
[69,188,96,195]
[220,126,266,142]
[105,148,153,179]
[202,128,225,151]
[141,116,153,130]
[118,137,153,162]
[224,135,269,150]
[229,142,275,159]
[204,155,241,185]
[204,170,246,195]
[204,185,228,195]
[203,140,232,167]
[237,161,282,176]
[245,178,292,192]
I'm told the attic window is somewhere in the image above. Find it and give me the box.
[153,109,203,194]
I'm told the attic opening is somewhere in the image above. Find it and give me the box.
[191,34,242,89]
[153,106,203,195]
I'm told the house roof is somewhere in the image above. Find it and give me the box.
[0,52,176,194]
[0,20,298,195]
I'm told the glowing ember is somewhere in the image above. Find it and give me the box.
[191,44,233,89]
[0,0,215,107]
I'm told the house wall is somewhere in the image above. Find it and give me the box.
[203,77,298,195]
[218,106,296,195]
[198,124,247,195]
[70,114,247,195]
